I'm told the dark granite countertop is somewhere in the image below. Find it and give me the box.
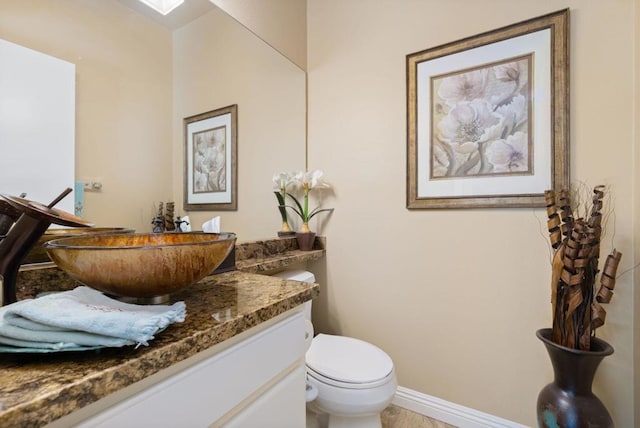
[235,236,326,273]
[0,237,323,427]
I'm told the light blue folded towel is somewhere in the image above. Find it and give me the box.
[0,321,133,350]
[0,286,186,350]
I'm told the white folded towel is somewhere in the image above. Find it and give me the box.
[0,286,186,350]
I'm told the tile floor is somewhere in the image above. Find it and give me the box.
[381,404,457,428]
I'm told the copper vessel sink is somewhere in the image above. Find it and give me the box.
[22,227,135,264]
[44,232,236,302]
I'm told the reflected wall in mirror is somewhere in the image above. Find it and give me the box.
[0,0,174,234]
[0,0,306,243]
[209,0,307,71]
[173,6,306,239]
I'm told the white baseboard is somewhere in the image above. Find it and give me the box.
[392,386,529,428]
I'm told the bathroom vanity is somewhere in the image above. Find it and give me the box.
[0,237,323,427]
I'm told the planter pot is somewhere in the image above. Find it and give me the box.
[295,231,316,251]
[536,328,614,428]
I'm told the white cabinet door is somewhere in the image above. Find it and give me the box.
[222,365,305,428]
[72,311,305,427]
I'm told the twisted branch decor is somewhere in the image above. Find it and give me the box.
[164,202,176,231]
[545,186,622,350]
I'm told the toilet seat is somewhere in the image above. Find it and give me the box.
[306,334,394,389]
[307,365,395,390]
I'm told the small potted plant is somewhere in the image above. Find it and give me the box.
[284,170,334,250]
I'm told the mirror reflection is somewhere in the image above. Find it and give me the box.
[0,0,306,245]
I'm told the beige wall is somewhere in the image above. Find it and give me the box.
[0,0,174,232]
[172,7,306,240]
[307,1,636,426]
[3,1,638,426]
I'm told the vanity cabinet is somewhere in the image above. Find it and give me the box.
[58,310,306,427]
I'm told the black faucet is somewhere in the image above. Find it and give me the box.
[0,193,24,236]
[0,189,93,305]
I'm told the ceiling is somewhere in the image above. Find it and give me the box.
[116,0,216,30]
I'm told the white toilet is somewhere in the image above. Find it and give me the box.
[273,270,397,428]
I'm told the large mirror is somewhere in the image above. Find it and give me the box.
[171,3,306,239]
[0,0,306,243]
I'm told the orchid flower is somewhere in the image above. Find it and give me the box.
[272,172,295,232]
[286,170,334,233]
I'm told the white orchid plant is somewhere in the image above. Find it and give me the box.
[273,172,295,233]
[272,170,334,233]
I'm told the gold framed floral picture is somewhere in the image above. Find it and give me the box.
[406,9,569,209]
[184,104,237,211]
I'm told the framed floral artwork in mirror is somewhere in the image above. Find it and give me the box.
[184,104,237,211]
[406,9,569,209]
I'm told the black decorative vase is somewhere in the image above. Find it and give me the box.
[536,328,614,428]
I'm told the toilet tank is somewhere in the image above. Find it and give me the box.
[273,269,315,283]
[272,270,315,320]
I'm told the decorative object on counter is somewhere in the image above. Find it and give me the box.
[175,216,190,232]
[180,215,192,232]
[0,190,93,306]
[286,170,334,251]
[164,202,176,231]
[152,202,188,233]
[406,9,569,209]
[273,172,296,237]
[152,202,165,233]
[537,185,622,428]
[44,232,236,304]
[183,104,238,211]
[0,286,185,352]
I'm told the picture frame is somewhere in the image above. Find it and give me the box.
[406,9,569,209]
[184,104,237,211]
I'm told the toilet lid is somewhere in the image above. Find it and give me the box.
[306,334,393,384]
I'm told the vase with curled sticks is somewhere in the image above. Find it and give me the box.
[538,185,622,428]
